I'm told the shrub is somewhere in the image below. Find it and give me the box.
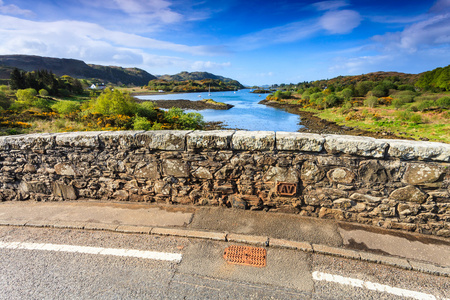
[32,98,52,111]
[364,96,378,108]
[392,99,405,109]
[164,107,204,130]
[0,91,12,110]
[52,100,81,115]
[39,89,49,97]
[371,85,389,97]
[151,122,164,130]
[397,84,415,91]
[417,100,435,111]
[324,94,341,108]
[409,114,422,124]
[136,101,158,120]
[341,88,353,101]
[133,116,153,130]
[91,89,137,116]
[436,96,450,108]
[396,110,412,121]
[16,88,37,103]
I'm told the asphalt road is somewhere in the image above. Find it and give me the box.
[0,226,448,299]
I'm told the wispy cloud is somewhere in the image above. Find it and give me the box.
[319,9,361,34]
[0,15,221,58]
[312,1,349,11]
[329,55,393,74]
[190,61,231,71]
[0,0,33,17]
[233,7,361,50]
[79,0,183,24]
[327,0,450,75]
[372,13,450,52]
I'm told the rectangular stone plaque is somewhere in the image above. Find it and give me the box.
[276,182,297,196]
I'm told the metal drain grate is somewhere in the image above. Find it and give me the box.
[223,245,267,267]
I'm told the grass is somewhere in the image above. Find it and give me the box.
[200,98,228,106]
[312,105,450,143]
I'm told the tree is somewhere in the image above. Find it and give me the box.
[10,68,26,90]
[355,81,374,97]
[371,85,389,97]
[91,89,137,116]
[15,88,38,109]
[341,88,353,101]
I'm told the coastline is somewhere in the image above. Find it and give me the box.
[259,99,404,140]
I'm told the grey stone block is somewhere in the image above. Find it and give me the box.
[383,139,450,162]
[99,130,144,148]
[324,134,388,158]
[187,130,235,150]
[136,130,191,150]
[4,133,56,150]
[232,131,275,151]
[55,131,103,148]
[276,132,324,152]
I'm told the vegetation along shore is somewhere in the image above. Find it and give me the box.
[261,68,450,143]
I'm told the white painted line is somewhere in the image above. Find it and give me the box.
[0,241,182,263]
[312,271,446,300]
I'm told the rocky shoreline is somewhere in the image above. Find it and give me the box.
[259,99,403,140]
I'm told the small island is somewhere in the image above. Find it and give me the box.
[140,99,233,110]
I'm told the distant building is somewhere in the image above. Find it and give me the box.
[90,83,106,90]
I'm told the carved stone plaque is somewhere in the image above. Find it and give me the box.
[276,182,297,196]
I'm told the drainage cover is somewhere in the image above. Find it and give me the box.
[223,245,267,267]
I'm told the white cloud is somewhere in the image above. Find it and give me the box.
[190,61,231,71]
[312,1,349,11]
[372,13,450,53]
[430,0,450,13]
[235,21,322,50]
[0,15,219,58]
[329,55,392,74]
[0,0,33,16]
[319,10,361,34]
[79,0,183,24]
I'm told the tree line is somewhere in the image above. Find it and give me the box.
[10,68,84,96]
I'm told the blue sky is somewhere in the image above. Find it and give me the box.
[0,0,449,85]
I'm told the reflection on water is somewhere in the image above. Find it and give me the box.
[136,89,303,131]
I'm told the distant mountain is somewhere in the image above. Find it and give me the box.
[0,55,157,85]
[158,71,245,88]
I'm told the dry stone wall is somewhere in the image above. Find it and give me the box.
[0,130,449,237]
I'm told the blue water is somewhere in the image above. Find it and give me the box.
[136,89,302,131]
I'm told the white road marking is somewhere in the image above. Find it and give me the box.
[0,241,182,263]
[312,271,448,300]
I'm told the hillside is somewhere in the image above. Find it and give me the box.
[158,71,244,88]
[0,55,156,85]
[292,71,419,91]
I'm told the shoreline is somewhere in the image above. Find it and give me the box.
[259,99,404,139]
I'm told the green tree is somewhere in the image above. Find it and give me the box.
[364,96,378,108]
[371,85,389,97]
[15,88,37,107]
[91,89,137,116]
[52,100,81,115]
[341,88,353,101]
[10,68,26,90]
[355,81,374,97]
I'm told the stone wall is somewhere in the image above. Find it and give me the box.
[0,130,449,237]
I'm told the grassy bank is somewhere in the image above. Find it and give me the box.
[307,106,450,143]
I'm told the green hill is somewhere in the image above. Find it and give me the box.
[158,71,244,88]
[0,55,157,86]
